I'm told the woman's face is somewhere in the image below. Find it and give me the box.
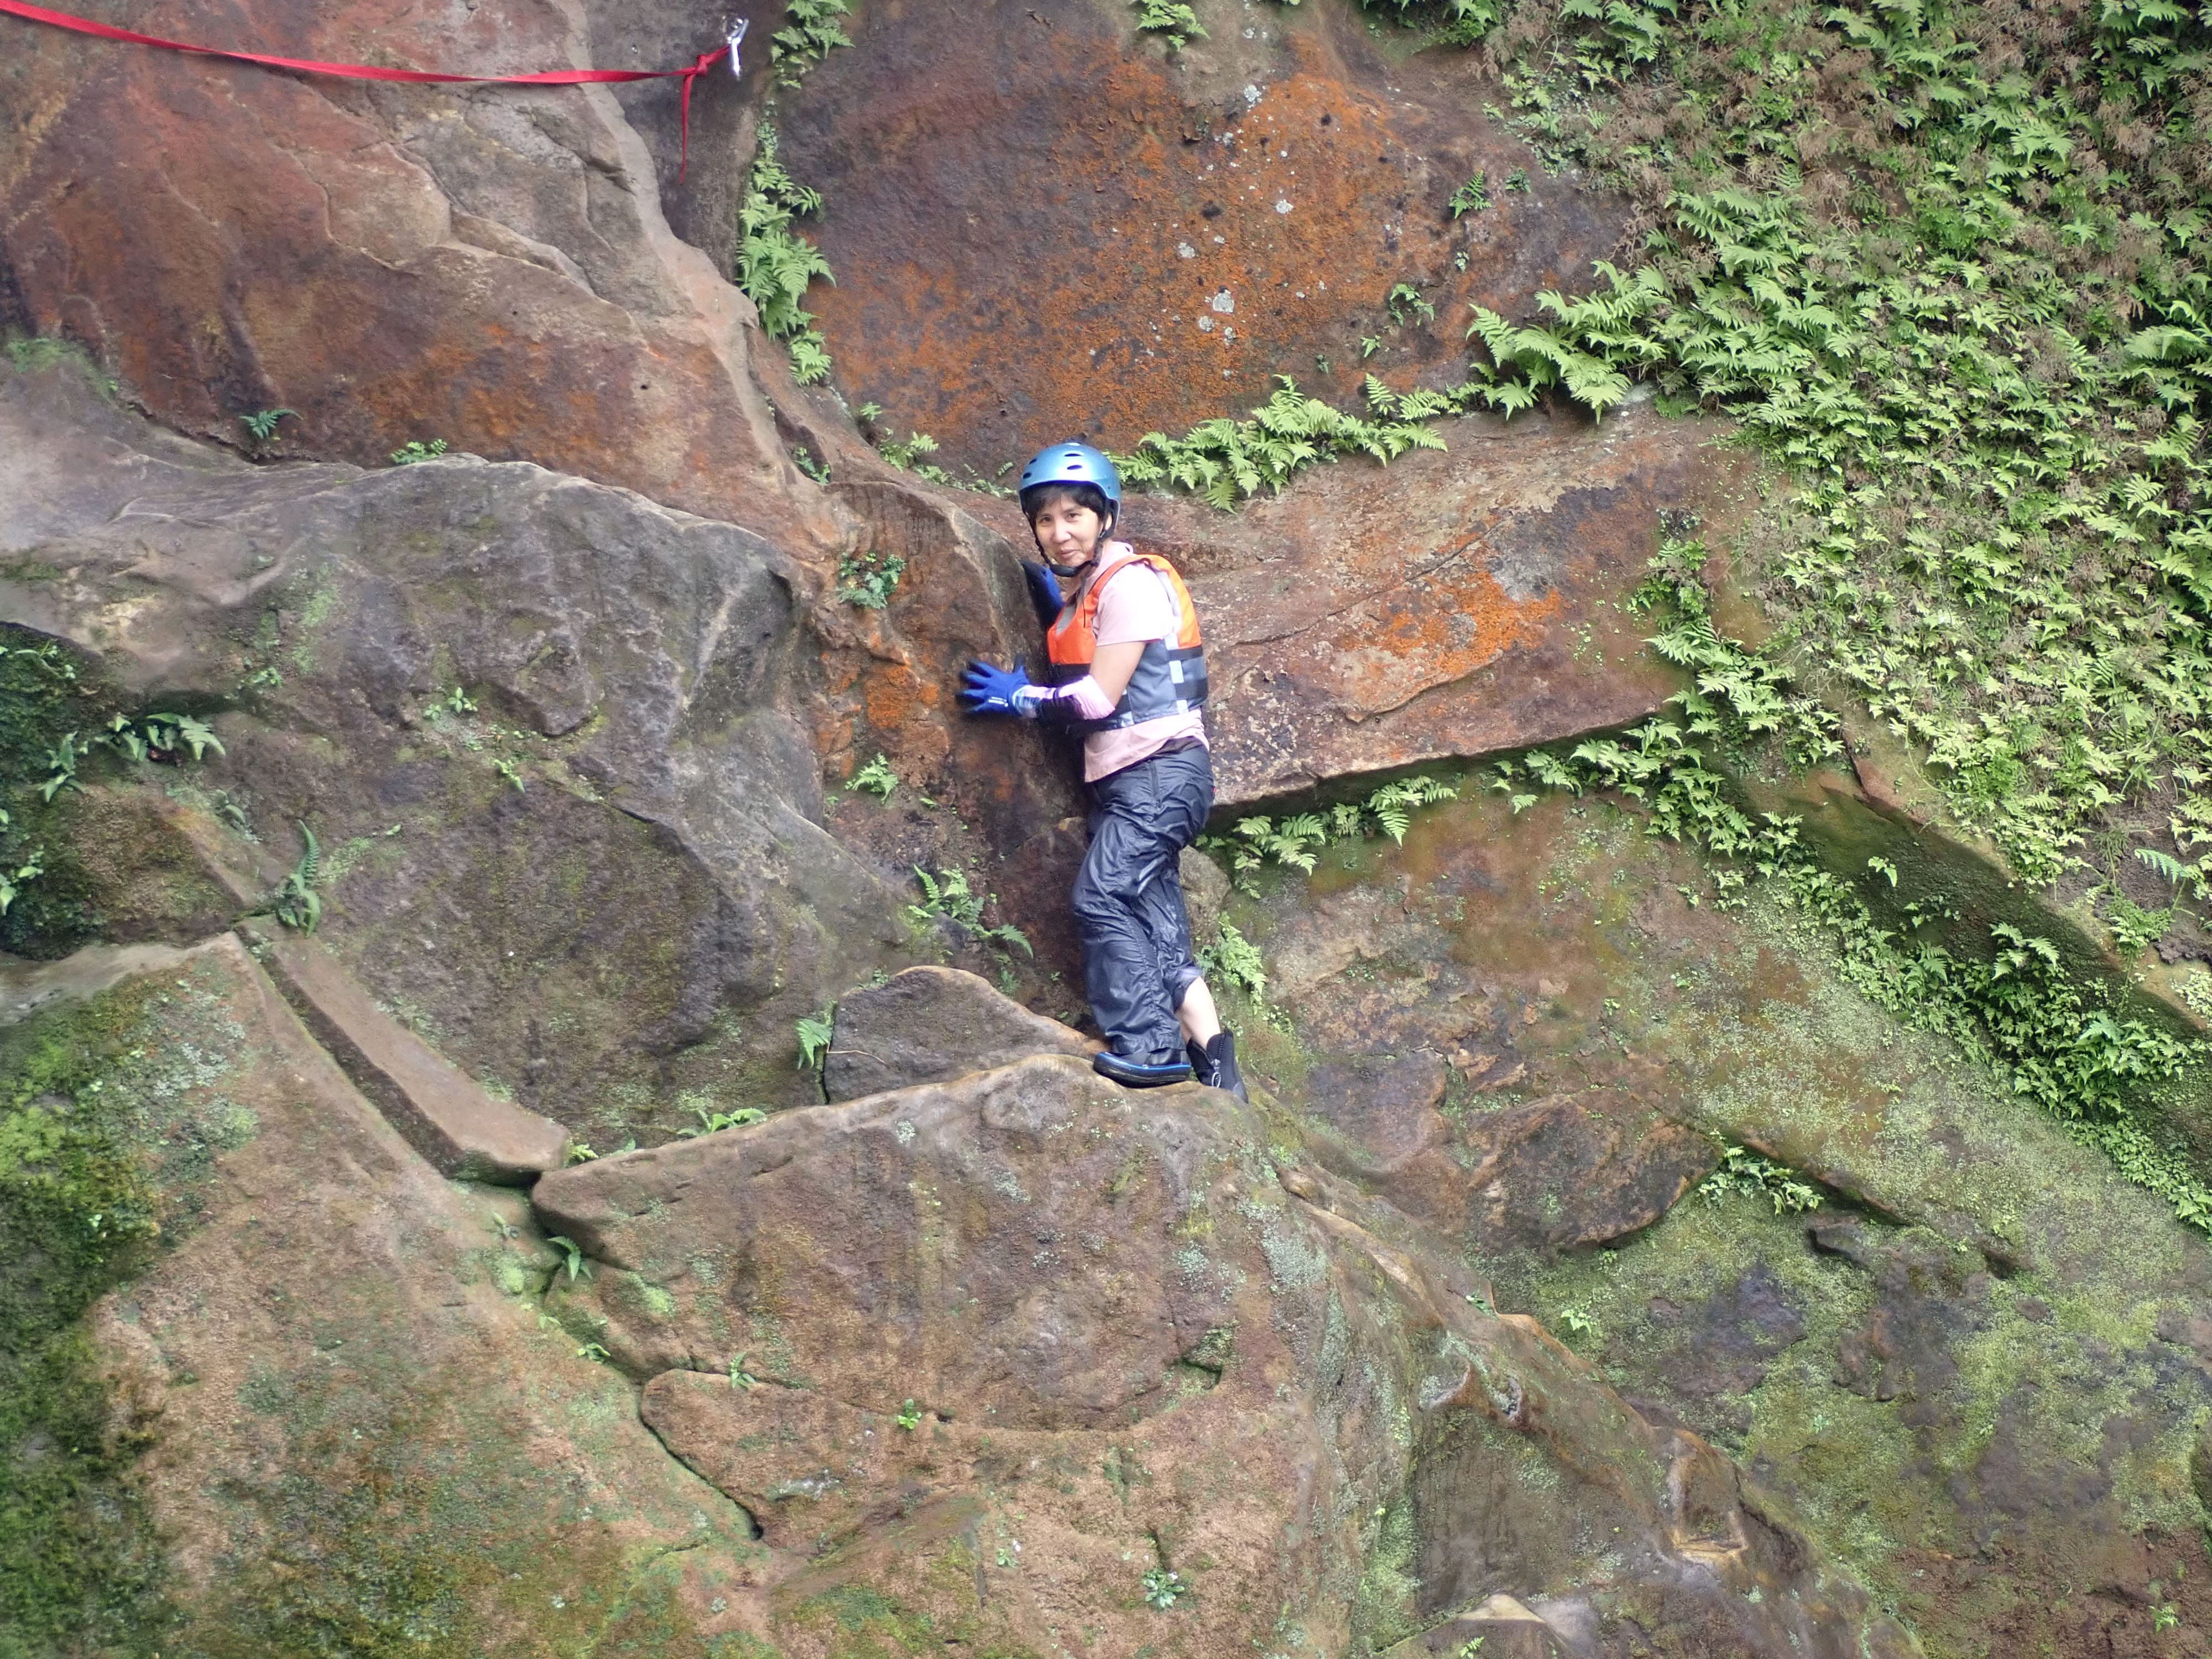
[1031,496,1108,573]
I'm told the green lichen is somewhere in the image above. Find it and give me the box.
[0,969,252,1656]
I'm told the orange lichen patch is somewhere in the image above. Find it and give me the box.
[1312,556,1564,716]
[780,0,1627,476]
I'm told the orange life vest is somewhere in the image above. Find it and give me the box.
[1045,549,1209,733]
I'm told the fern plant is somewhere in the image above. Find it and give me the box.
[1132,0,1205,49]
[770,0,852,86]
[1698,1144,1824,1214]
[848,753,900,797]
[678,1105,769,1136]
[253,823,323,933]
[1117,378,1449,510]
[795,1009,835,1072]
[906,865,1034,958]
[1197,920,1269,1003]
[836,549,907,609]
[1199,774,1459,893]
[737,124,836,385]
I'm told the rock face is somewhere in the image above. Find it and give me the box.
[534,1052,1916,1657]
[779,0,1627,472]
[823,964,1097,1101]
[33,935,766,1656]
[0,0,810,535]
[9,0,2206,1651]
[1229,780,2212,1653]
[1151,410,1730,802]
[0,356,927,1129]
[244,921,570,1180]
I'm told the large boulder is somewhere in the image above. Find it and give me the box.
[822,964,1096,1101]
[0,354,922,1133]
[533,1052,1916,1656]
[17,933,766,1656]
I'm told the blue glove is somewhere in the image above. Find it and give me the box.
[1020,561,1065,629]
[961,659,1035,717]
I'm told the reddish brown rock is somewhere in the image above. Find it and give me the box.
[534,1050,1917,1657]
[0,0,820,540]
[780,0,1629,473]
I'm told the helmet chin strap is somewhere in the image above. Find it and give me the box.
[1042,518,1114,581]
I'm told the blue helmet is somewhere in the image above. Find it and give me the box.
[1018,442,1121,515]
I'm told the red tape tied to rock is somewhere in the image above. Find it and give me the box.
[0,0,745,180]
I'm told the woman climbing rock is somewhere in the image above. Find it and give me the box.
[960,442,1246,1101]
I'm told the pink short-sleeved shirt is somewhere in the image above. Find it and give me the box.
[1080,546,1208,782]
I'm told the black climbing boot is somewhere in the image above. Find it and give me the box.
[1092,1049,1193,1088]
[1187,1031,1248,1102]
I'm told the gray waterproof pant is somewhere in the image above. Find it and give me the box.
[1074,742,1213,1064]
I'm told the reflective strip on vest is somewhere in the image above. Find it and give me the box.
[1046,550,1209,733]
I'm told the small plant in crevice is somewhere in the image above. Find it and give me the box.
[1132,0,1205,50]
[546,1235,592,1282]
[1698,1144,1825,1215]
[98,711,226,766]
[37,733,84,802]
[2105,894,2174,954]
[906,865,1034,959]
[389,439,448,466]
[770,0,852,86]
[795,1008,836,1073]
[895,1398,922,1431]
[252,823,323,934]
[792,445,831,484]
[239,408,295,447]
[1117,378,1449,510]
[1200,774,1459,894]
[0,830,40,917]
[2179,972,2212,1022]
[737,124,836,387]
[1449,170,1491,217]
[1197,920,1269,1005]
[850,405,1013,496]
[836,547,907,609]
[1385,281,1436,327]
[847,753,900,798]
[1141,1567,1186,1611]
[728,1352,761,1390]
[679,1105,769,1137]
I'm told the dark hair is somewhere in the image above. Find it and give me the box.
[1021,481,1114,531]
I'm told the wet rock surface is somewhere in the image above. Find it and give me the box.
[0,0,806,533]
[1225,780,2212,1653]
[43,935,766,1653]
[4,0,2210,1650]
[535,1051,1916,1657]
[779,0,1626,471]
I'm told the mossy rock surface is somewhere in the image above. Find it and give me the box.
[1222,781,2212,1657]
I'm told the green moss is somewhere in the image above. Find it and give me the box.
[0,970,251,1655]
[1348,1499,1421,1652]
[1,335,119,399]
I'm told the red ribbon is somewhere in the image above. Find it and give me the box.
[0,0,731,180]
